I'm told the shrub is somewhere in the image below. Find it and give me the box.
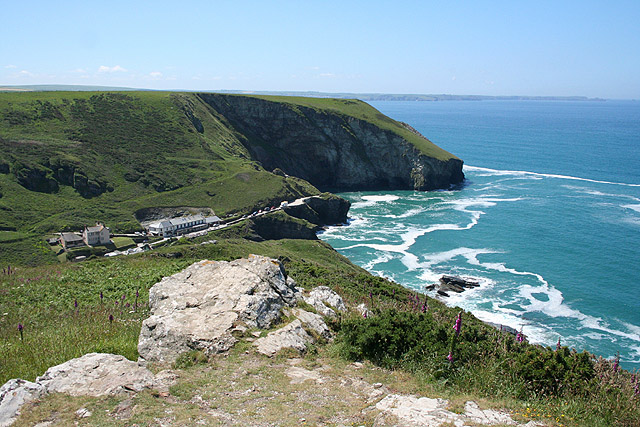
[512,346,595,397]
[338,309,449,367]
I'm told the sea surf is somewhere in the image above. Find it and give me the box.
[320,100,640,369]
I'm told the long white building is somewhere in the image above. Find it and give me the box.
[146,214,220,237]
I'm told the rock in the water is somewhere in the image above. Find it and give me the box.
[439,275,480,290]
[303,286,347,318]
[254,309,331,356]
[138,255,301,364]
[0,379,46,427]
[36,353,155,396]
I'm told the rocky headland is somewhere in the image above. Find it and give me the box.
[199,93,464,192]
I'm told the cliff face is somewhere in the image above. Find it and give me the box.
[199,94,464,192]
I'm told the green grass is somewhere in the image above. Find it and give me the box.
[0,91,323,265]
[111,236,135,250]
[0,256,191,383]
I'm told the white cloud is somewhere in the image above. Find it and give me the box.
[19,70,34,77]
[318,73,336,78]
[98,65,127,73]
[149,71,163,78]
[4,64,17,69]
[72,68,88,73]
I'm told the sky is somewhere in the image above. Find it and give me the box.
[2,1,639,99]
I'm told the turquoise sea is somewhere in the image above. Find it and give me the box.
[320,100,640,369]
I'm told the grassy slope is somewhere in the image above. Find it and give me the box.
[0,91,319,265]
[0,90,456,266]
[3,233,638,426]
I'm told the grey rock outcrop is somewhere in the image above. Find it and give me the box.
[303,286,347,318]
[36,353,155,396]
[0,379,45,427]
[375,394,536,426]
[253,309,331,356]
[254,320,312,356]
[138,255,301,364]
[199,94,464,192]
[0,353,154,426]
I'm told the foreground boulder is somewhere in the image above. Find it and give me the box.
[36,353,155,396]
[375,394,539,426]
[0,353,155,426]
[303,285,347,318]
[0,380,45,427]
[138,255,301,364]
[254,308,332,356]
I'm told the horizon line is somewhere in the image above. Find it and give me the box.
[1,84,635,101]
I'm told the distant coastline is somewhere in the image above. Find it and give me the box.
[0,84,606,101]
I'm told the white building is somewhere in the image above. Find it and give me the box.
[146,214,209,237]
[205,215,221,225]
[82,223,111,246]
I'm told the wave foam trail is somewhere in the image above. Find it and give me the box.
[562,186,640,201]
[352,194,400,209]
[467,258,640,345]
[622,204,640,213]
[465,165,640,187]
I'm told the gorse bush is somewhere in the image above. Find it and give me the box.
[512,346,595,397]
[338,309,449,366]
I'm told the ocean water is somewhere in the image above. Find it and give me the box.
[320,100,640,369]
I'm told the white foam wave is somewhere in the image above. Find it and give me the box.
[466,258,640,346]
[422,247,500,267]
[465,165,640,187]
[362,194,400,202]
[351,194,401,209]
[387,207,426,219]
[562,185,640,201]
[363,252,395,270]
[622,203,640,213]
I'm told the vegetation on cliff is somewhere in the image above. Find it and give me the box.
[0,91,462,265]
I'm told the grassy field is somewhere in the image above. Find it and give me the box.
[0,91,323,265]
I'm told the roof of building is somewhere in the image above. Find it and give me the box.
[85,225,103,233]
[61,232,83,242]
[205,215,221,223]
[170,214,205,226]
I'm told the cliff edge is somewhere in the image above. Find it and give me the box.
[199,94,464,191]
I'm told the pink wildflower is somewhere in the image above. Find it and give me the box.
[453,312,462,336]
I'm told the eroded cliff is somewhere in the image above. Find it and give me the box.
[199,94,464,191]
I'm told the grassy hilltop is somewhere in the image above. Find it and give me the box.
[0,91,460,265]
